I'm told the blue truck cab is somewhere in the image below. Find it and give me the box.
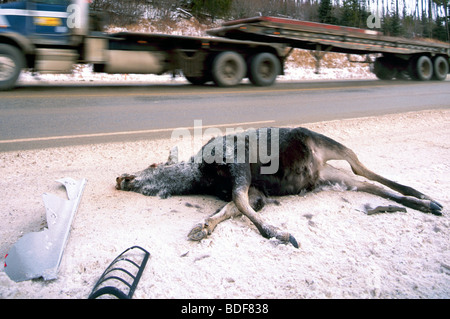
[0,0,92,90]
[0,1,72,46]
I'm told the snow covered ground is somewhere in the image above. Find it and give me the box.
[17,60,375,86]
[1,110,448,299]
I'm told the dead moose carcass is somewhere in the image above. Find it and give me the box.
[116,127,442,248]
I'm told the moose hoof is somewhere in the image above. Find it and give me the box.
[289,234,300,249]
[430,201,443,216]
[264,224,300,248]
[188,223,209,241]
[275,233,299,249]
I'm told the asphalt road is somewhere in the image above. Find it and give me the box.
[1,79,449,151]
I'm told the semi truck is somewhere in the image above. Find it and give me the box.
[0,0,449,91]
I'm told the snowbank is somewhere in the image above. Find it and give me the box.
[17,61,375,86]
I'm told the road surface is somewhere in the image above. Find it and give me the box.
[0,79,449,151]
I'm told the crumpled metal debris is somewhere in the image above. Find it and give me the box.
[4,178,87,282]
[88,246,150,299]
[364,204,407,215]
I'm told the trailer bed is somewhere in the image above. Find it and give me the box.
[207,16,450,56]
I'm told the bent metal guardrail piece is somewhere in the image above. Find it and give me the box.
[4,178,87,282]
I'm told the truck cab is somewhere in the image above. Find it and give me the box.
[0,0,92,90]
[0,0,90,43]
[1,0,72,46]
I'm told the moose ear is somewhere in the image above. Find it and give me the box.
[124,175,136,182]
[166,146,179,165]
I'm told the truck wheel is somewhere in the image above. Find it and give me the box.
[212,51,246,87]
[411,55,433,81]
[373,57,396,80]
[432,56,448,81]
[248,52,280,86]
[0,44,25,91]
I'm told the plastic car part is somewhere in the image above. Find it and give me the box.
[4,178,87,282]
[88,246,150,299]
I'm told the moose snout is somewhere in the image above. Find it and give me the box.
[116,174,136,190]
[115,176,122,190]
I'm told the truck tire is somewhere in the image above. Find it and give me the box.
[212,51,246,87]
[432,56,448,81]
[248,52,280,86]
[411,55,433,81]
[0,44,25,91]
[373,57,396,80]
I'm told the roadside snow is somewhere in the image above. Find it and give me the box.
[17,60,375,86]
[0,110,448,299]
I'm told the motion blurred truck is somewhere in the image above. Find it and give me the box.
[0,0,286,90]
[0,0,449,90]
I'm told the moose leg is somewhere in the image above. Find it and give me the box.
[188,187,278,241]
[188,202,241,241]
[188,169,299,248]
[226,163,298,247]
[310,136,443,214]
[232,185,299,248]
[319,165,442,215]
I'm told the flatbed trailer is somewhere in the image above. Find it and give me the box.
[208,16,450,81]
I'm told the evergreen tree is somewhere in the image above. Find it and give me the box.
[383,11,403,36]
[433,0,449,41]
[318,0,337,24]
[339,0,369,28]
[358,1,371,28]
[340,0,357,26]
[421,9,432,37]
[433,16,448,40]
[191,0,232,20]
